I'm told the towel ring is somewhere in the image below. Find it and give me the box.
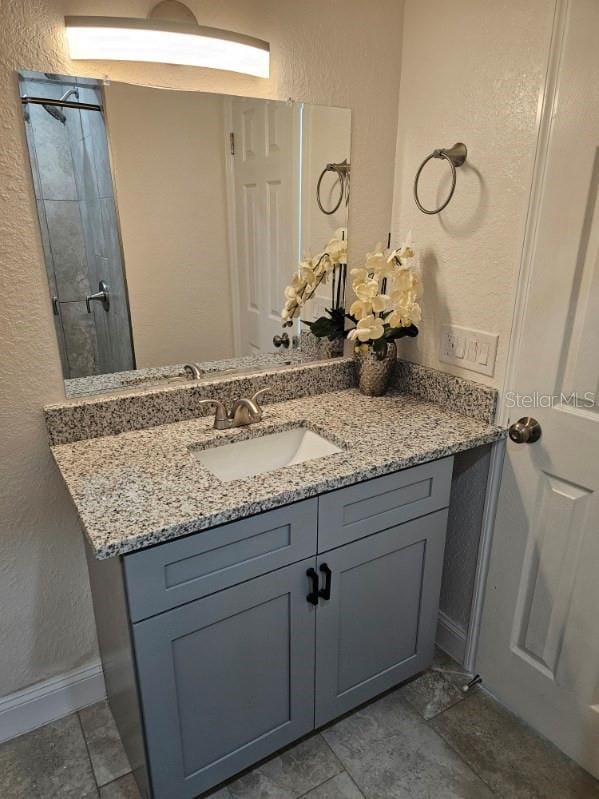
[316,160,350,215]
[413,143,467,215]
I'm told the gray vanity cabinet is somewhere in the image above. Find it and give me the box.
[132,559,317,799]
[91,458,453,799]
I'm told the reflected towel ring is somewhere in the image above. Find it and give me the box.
[414,142,467,215]
[316,159,350,215]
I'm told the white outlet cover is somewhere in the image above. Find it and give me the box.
[439,324,498,377]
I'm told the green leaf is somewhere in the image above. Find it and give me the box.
[385,324,419,340]
[302,315,342,340]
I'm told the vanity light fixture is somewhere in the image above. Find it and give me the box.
[64,1,270,78]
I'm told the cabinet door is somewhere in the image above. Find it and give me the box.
[132,559,316,799]
[315,509,448,726]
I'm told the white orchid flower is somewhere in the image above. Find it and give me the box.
[390,287,418,309]
[388,306,421,328]
[387,232,415,266]
[388,289,422,328]
[284,286,295,301]
[349,299,372,320]
[326,236,348,265]
[350,267,369,285]
[365,243,387,274]
[371,294,391,313]
[387,248,400,263]
[282,297,299,320]
[393,267,422,297]
[354,279,379,302]
[376,259,398,279]
[294,257,312,279]
[347,314,385,342]
[300,263,316,284]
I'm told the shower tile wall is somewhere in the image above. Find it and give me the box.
[23,78,134,378]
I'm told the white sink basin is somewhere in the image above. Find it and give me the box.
[190,426,342,482]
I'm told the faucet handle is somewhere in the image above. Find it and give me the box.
[251,386,270,411]
[250,387,269,410]
[198,399,230,427]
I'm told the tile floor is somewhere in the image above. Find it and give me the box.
[2,650,599,799]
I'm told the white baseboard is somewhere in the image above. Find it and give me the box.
[436,611,467,664]
[0,661,106,743]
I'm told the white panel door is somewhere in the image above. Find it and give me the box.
[477,0,599,778]
[231,99,299,354]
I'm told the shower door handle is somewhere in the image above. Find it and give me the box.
[86,280,110,313]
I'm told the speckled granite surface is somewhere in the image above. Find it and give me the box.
[51,388,505,559]
[46,358,354,446]
[46,357,497,446]
[393,360,497,423]
[64,351,309,398]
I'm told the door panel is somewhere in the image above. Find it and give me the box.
[315,510,447,726]
[478,0,599,778]
[231,98,299,354]
[133,559,316,799]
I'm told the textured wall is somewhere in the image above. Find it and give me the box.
[0,0,404,696]
[390,0,555,388]
[389,0,555,649]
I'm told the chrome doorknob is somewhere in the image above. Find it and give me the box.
[273,332,290,348]
[508,417,542,444]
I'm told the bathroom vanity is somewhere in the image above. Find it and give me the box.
[47,365,504,799]
[89,459,450,799]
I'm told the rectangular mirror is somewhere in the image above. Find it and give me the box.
[19,70,351,396]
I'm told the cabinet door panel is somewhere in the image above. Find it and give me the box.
[133,560,316,799]
[315,509,447,726]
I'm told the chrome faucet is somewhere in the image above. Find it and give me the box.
[199,388,269,430]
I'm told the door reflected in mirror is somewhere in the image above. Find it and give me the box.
[19,70,351,396]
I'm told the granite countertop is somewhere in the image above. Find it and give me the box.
[51,388,505,560]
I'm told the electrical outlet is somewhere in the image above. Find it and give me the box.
[439,324,498,377]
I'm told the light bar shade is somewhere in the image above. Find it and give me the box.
[65,16,270,78]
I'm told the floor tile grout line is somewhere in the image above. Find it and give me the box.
[341,769,366,798]
[291,733,349,798]
[432,728,501,797]
[423,696,502,796]
[76,709,102,792]
[294,769,363,799]
[294,768,366,799]
[318,729,380,799]
[316,729,345,770]
[97,771,135,795]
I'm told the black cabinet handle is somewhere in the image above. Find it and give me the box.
[306,568,319,605]
[319,564,332,600]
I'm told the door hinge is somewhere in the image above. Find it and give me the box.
[229,132,235,155]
